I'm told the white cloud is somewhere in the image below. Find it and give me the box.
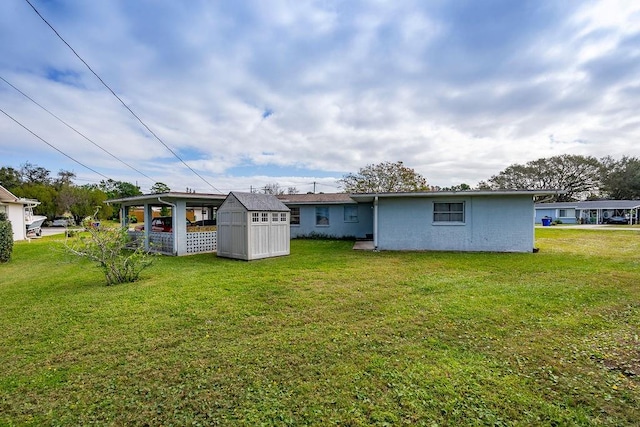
[1,0,640,192]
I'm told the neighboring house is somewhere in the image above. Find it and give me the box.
[351,190,545,253]
[0,184,37,241]
[277,193,374,239]
[217,192,290,260]
[535,200,640,224]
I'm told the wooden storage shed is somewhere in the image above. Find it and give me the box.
[217,192,290,260]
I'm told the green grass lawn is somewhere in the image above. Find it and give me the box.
[1,229,639,425]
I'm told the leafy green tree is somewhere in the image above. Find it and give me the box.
[13,183,57,218]
[487,155,602,201]
[0,167,22,190]
[339,161,429,193]
[600,156,640,199]
[99,179,142,219]
[150,182,171,194]
[67,185,110,223]
[439,183,471,192]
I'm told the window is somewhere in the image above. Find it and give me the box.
[558,208,575,218]
[316,207,330,226]
[290,207,300,225]
[280,212,287,222]
[344,205,358,222]
[261,212,269,222]
[433,202,464,223]
[272,213,279,222]
[252,212,260,223]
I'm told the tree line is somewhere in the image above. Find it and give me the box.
[340,156,640,202]
[2,155,638,221]
[0,163,167,222]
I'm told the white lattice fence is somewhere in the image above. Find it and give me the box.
[186,231,217,254]
[150,232,174,254]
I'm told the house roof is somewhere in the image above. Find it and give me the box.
[0,184,36,205]
[0,184,17,203]
[228,192,290,212]
[350,189,559,203]
[535,200,640,210]
[277,193,355,205]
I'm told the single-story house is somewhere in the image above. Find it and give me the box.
[351,190,547,252]
[109,189,553,255]
[0,184,41,241]
[535,200,640,224]
[277,193,374,240]
[217,192,290,260]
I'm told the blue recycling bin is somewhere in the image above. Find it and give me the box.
[541,217,552,226]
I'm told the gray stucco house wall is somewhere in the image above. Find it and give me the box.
[352,192,540,253]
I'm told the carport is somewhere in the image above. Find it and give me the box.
[106,192,226,255]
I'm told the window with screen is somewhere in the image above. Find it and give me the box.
[344,205,358,222]
[290,207,300,225]
[433,202,465,223]
[315,207,330,226]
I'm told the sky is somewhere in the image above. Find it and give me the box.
[1,0,640,194]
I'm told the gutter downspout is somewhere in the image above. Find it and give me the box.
[373,196,378,250]
[157,197,178,255]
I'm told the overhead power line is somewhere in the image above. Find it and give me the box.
[0,75,156,185]
[0,107,111,180]
[24,0,222,193]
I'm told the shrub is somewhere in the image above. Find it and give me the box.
[0,212,13,263]
[66,223,155,285]
[294,231,356,241]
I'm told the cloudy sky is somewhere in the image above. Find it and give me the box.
[1,0,639,194]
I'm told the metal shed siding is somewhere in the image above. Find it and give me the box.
[377,195,534,252]
[289,203,373,239]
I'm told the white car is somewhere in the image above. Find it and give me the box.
[51,217,72,227]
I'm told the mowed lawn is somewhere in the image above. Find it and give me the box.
[1,229,639,426]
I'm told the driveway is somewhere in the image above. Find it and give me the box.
[537,225,639,231]
[40,227,68,237]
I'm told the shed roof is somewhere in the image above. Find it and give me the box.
[229,192,290,211]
